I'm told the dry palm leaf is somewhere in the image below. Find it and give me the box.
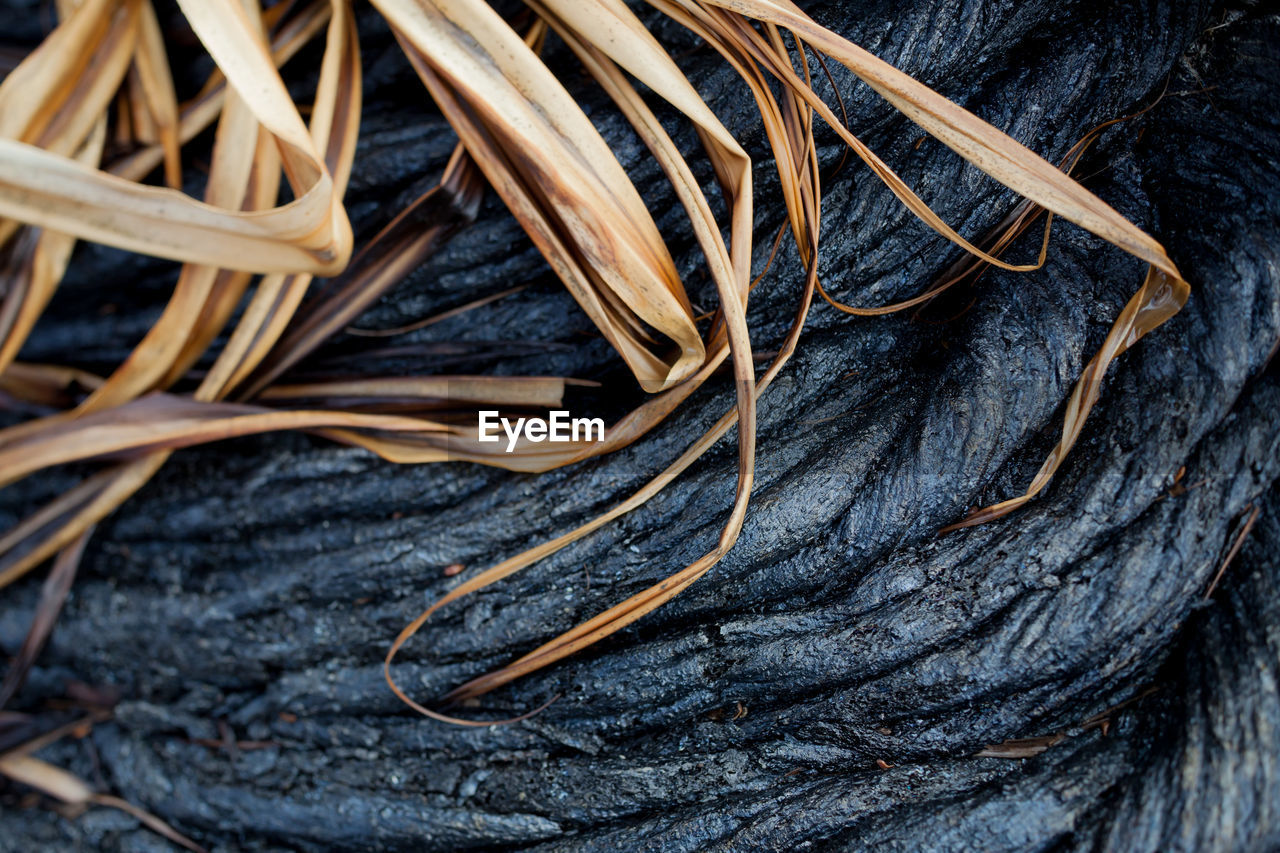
[0,0,363,593]
[380,0,1187,718]
[0,0,1190,738]
[0,0,131,374]
[375,0,717,395]
[109,0,333,183]
[384,0,831,718]
[0,395,449,490]
[0,0,351,275]
[698,0,1189,524]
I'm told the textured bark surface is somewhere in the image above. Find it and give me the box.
[2,0,1279,850]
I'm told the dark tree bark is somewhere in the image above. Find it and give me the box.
[1,0,1278,850]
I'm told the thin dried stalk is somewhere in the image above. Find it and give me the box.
[0,530,87,707]
[0,747,205,851]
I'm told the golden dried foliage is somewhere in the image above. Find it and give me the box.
[0,0,1187,747]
